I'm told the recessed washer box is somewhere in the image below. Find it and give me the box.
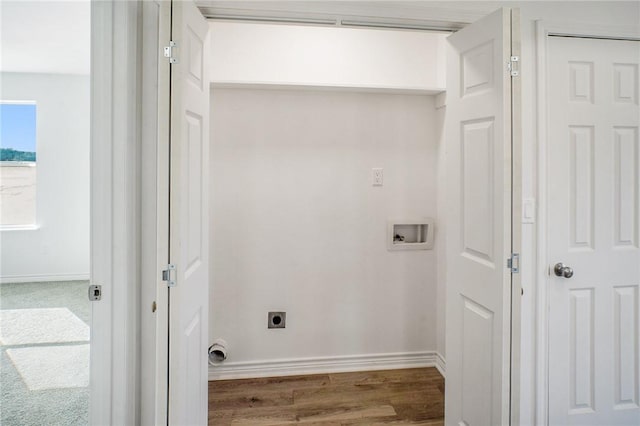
[387,218,435,251]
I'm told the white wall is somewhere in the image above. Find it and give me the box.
[0,1,90,75]
[210,88,439,367]
[0,72,90,282]
[210,21,447,92]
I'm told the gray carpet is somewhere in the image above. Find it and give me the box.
[1,280,90,426]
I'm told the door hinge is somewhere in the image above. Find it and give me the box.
[163,41,178,64]
[163,264,177,287]
[507,253,520,273]
[508,56,520,77]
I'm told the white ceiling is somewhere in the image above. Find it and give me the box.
[0,1,90,75]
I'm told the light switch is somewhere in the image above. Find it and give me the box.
[523,198,536,224]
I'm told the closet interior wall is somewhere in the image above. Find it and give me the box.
[207,21,448,377]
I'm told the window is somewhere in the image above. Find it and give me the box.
[0,102,37,227]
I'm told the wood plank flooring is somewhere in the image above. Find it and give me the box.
[208,367,444,425]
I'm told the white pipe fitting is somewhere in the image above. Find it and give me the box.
[208,339,228,366]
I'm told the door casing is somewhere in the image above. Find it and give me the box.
[140,1,171,425]
[91,1,144,424]
[91,1,173,424]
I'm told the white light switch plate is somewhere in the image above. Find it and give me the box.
[522,198,536,224]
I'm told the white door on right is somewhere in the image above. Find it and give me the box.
[548,36,640,426]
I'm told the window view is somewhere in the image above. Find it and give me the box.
[0,102,37,227]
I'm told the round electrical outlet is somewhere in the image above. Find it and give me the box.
[268,311,286,329]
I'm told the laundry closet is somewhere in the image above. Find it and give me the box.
[207,21,450,375]
[164,3,519,423]
[155,2,640,425]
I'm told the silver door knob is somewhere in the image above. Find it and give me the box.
[554,263,573,278]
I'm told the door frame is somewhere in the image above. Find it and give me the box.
[90,3,640,424]
[91,1,139,423]
[140,1,171,424]
[91,1,169,424]
[91,1,137,423]
[511,9,522,426]
[92,4,526,424]
[534,19,640,426]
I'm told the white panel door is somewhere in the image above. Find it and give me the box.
[445,8,519,426]
[548,36,640,426]
[168,0,210,425]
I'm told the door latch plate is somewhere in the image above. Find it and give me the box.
[507,253,520,273]
[89,284,102,301]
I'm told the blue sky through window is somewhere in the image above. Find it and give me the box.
[0,103,37,152]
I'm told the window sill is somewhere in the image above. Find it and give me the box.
[0,224,40,232]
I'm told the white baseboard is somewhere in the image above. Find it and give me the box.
[209,351,446,381]
[0,273,90,284]
[434,352,446,378]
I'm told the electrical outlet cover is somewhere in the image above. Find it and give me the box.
[372,168,383,186]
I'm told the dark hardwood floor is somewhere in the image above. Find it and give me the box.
[208,367,444,425]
